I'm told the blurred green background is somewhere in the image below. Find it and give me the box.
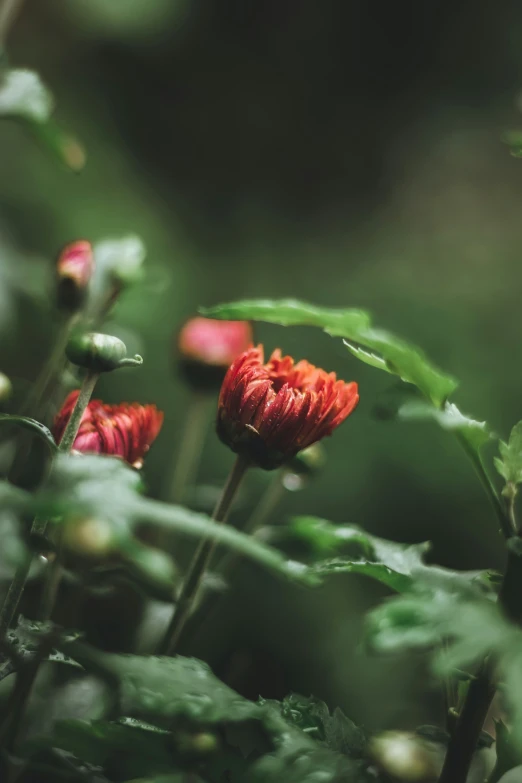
[1,0,522,738]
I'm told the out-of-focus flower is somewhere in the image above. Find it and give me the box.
[177,317,253,391]
[56,240,94,311]
[53,391,163,468]
[217,346,359,469]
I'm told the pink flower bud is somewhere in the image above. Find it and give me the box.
[56,240,95,311]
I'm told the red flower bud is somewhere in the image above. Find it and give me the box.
[217,346,359,469]
[56,240,95,312]
[177,317,253,391]
[53,391,164,469]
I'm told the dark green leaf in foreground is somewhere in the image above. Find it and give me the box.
[495,422,522,487]
[34,454,313,585]
[203,298,457,407]
[25,720,175,781]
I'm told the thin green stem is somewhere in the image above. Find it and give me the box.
[438,526,522,783]
[183,468,289,649]
[21,315,76,421]
[156,455,250,655]
[0,371,99,637]
[166,392,211,505]
[0,0,24,49]
[39,370,100,621]
[218,468,287,574]
[456,433,514,539]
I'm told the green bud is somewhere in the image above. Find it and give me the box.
[66,332,143,373]
[369,731,439,781]
[288,442,326,478]
[0,372,12,403]
[63,518,114,558]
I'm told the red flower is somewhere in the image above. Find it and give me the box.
[217,346,359,469]
[56,240,95,311]
[54,391,164,469]
[177,317,253,391]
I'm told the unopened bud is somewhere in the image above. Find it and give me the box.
[370,731,439,781]
[288,442,326,478]
[63,518,114,558]
[56,240,94,312]
[0,372,12,402]
[173,730,219,757]
[177,317,252,392]
[66,332,143,373]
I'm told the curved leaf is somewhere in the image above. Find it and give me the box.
[202,298,457,406]
[202,298,371,338]
[0,414,57,453]
[495,421,522,486]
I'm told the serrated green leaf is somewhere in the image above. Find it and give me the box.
[344,329,457,407]
[495,422,522,486]
[365,575,522,753]
[396,400,490,451]
[202,298,457,406]
[260,694,366,758]
[0,414,57,453]
[0,69,53,122]
[201,299,371,338]
[269,517,487,595]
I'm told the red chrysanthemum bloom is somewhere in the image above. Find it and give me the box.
[217,346,359,469]
[56,240,95,311]
[53,391,164,469]
[177,317,253,391]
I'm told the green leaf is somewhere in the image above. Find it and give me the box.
[495,422,522,486]
[202,298,457,406]
[269,517,487,594]
[260,694,366,758]
[58,646,284,732]
[245,747,365,783]
[201,298,371,339]
[27,720,176,780]
[344,330,457,407]
[36,454,314,585]
[396,401,490,452]
[0,414,58,453]
[365,574,522,753]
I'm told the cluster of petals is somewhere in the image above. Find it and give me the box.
[217,346,359,468]
[54,391,163,469]
[178,317,252,368]
[56,240,94,289]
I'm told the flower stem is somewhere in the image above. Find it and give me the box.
[456,432,514,539]
[182,468,288,649]
[0,0,24,49]
[39,370,100,621]
[0,371,100,637]
[156,455,249,655]
[166,392,211,505]
[21,315,76,421]
[438,540,522,782]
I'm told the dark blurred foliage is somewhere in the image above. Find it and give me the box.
[1,0,522,734]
